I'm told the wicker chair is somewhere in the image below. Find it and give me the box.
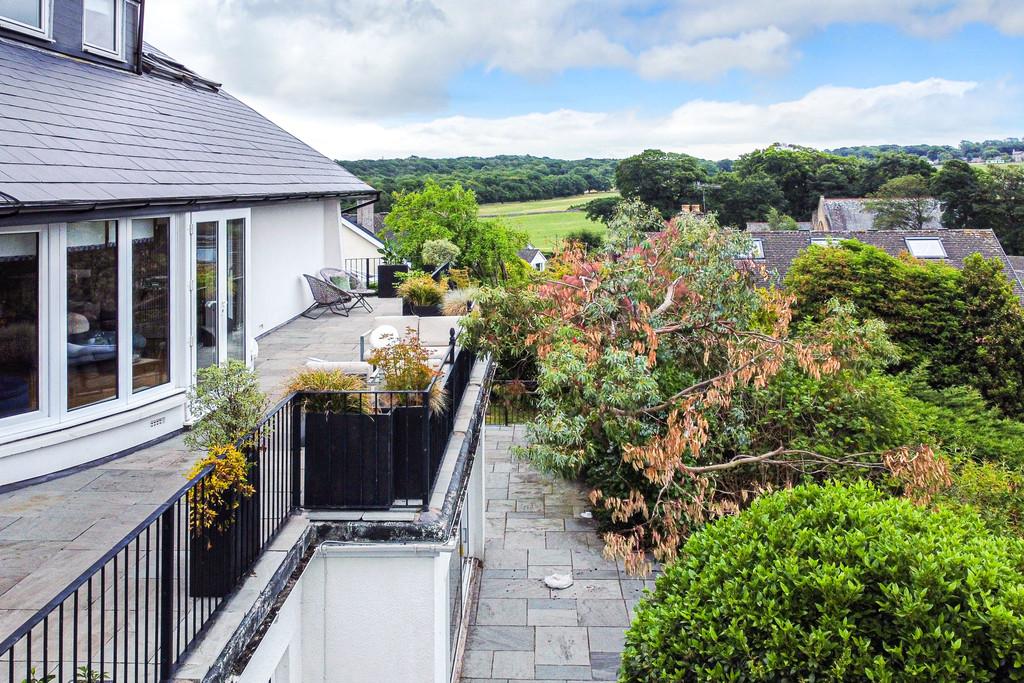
[319,267,374,313]
[301,274,359,319]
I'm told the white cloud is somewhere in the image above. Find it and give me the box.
[242,77,1016,160]
[145,0,1024,118]
[636,27,793,80]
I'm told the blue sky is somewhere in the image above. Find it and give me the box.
[147,1,1024,159]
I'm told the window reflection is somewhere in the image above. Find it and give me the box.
[227,218,245,361]
[83,0,116,52]
[0,0,43,29]
[68,221,118,409]
[196,222,218,370]
[0,232,39,419]
[132,218,170,392]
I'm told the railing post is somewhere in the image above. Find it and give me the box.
[158,508,175,681]
[291,397,302,509]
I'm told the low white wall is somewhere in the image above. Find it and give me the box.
[340,219,383,261]
[250,200,335,337]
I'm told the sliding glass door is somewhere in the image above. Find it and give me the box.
[193,212,248,372]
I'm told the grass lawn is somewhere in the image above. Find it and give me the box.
[478,191,616,249]
[502,211,606,250]
[478,191,619,216]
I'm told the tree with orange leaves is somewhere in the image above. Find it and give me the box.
[510,206,945,575]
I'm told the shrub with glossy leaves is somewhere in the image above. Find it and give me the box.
[622,482,1024,682]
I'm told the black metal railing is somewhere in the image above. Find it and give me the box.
[342,257,382,288]
[486,380,538,426]
[0,346,477,682]
[0,395,297,683]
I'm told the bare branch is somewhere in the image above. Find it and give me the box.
[652,277,683,316]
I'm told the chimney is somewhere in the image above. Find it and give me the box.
[357,201,375,231]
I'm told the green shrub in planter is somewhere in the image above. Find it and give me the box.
[622,481,1024,682]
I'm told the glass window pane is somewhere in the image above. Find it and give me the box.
[0,0,42,29]
[905,238,945,258]
[68,221,119,409]
[196,221,218,370]
[83,0,116,52]
[132,218,170,392]
[0,232,39,419]
[227,218,245,362]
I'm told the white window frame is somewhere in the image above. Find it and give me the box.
[810,237,840,248]
[904,237,947,259]
[187,208,253,386]
[0,225,49,430]
[82,0,124,60]
[0,0,51,40]
[0,214,182,444]
[738,239,765,260]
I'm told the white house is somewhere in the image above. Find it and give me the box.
[518,245,547,271]
[0,0,377,486]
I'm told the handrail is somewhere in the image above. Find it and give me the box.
[0,465,215,655]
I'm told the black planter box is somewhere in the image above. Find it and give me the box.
[402,300,443,316]
[392,405,429,501]
[304,411,394,508]
[377,264,408,298]
[190,490,261,598]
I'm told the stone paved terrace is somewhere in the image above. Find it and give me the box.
[463,425,656,682]
[0,298,400,637]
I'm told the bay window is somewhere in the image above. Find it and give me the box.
[0,0,47,37]
[0,216,177,434]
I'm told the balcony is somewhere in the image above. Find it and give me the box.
[0,300,492,683]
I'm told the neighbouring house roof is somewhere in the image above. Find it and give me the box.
[1007,255,1024,286]
[342,211,389,235]
[339,213,384,248]
[518,247,544,263]
[0,37,376,221]
[746,221,813,232]
[741,229,1024,296]
[817,197,943,231]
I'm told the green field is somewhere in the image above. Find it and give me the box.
[479,191,618,216]
[478,192,616,249]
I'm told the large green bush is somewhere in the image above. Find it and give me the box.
[786,242,1024,418]
[622,482,1024,682]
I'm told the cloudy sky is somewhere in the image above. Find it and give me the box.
[146,0,1024,160]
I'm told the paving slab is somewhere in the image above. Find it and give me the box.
[463,424,639,681]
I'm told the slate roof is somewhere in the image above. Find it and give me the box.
[746,221,813,232]
[0,37,375,219]
[744,229,1024,296]
[339,213,384,246]
[819,198,943,231]
[1007,255,1024,286]
[518,247,544,263]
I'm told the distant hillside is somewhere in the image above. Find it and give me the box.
[337,155,617,210]
[828,137,1024,163]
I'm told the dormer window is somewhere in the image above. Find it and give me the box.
[737,239,765,260]
[83,0,122,58]
[0,0,49,38]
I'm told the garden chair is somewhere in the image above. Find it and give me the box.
[301,274,359,319]
[320,267,374,313]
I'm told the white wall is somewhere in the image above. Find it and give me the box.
[250,200,335,337]
[339,218,383,261]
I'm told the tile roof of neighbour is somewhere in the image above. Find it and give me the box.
[746,221,813,232]
[518,246,544,263]
[0,38,375,219]
[744,229,1024,296]
[819,198,943,231]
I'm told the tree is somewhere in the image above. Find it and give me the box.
[385,179,477,267]
[615,149,708,217]
[931,160,983,229]
[562,228,605,252]
[731,145,838,218]
[420,238,460,267]
[859,152,935,195]
[510,212,924,574]
[385,180,527,280]
[977,165,1024,255]
[705,171,784,228]
[865,174,939,230]
[583,196,620,224]
[960,254,1024,416]
[766,207,799,230]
